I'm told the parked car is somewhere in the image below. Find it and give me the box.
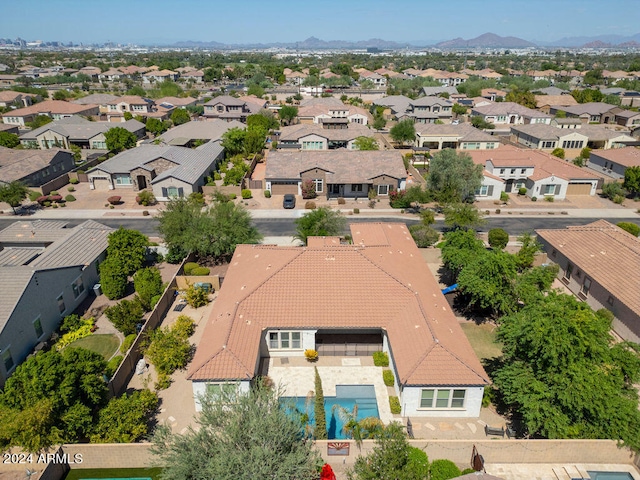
[283,194,296,209]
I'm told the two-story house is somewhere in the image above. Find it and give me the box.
[203,95,257,123]
[1,100,99,127]
[471,102,552,129]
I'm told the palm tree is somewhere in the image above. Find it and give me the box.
[331,404,383,448]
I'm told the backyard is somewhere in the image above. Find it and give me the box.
[459,321,503,361]
[68,334,120,360]
[63,468,163,480]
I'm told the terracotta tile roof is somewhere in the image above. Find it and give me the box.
[278,124,375,143]
[536,220,640,319]
[414,123,496,143]
[1,100,98,118]
[472,102,551,119]
[188,223,489,387]
[535,95,579,108]
[590,146,640,167]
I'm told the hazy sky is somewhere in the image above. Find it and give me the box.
[1,0,638,45]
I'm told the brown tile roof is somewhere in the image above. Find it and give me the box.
[0,148,72,183]
[414,123,496,143]
[534,95,579,108]
[536,220,640,318]
[188,223,489,386]
[590,146,640,167]
[278,124,375,142]
[1,100,98,118]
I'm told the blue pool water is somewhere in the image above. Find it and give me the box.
[588,473,635,480]
[281,385,380,439]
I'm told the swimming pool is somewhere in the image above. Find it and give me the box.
[588,472,635,480]
[281,384,380,440]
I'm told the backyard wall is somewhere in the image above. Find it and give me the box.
[175,275,220,291]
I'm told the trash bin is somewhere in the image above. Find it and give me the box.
[93,284,102,296]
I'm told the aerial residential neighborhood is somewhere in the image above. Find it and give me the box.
[1,2,640,479]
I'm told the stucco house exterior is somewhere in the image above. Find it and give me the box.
[86,142,224,201]
[536,220,640,343]
[187,222,490,416]
[587,147,640,180]
[414,123,499,151]
[203,96,257,122]
[471,102,552,128]
[264,150,406,198]
[548,103,618,124]
[0,220,113,386]
[297,97,371,126]
[1,100,99,127]
[0,147,75,187]
[277,124,377,150]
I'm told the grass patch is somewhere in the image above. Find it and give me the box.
[63,468,163,480]
[460,322,503,360]
[68,334,120,360]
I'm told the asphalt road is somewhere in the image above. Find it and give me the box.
[1,216,639,237]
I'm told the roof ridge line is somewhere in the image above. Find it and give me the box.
[401,341,437,385]
[437,342,491,383]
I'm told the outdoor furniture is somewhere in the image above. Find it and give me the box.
[506,425,517,438]
[484,425,505,437]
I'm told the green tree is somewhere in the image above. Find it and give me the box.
[247,111,279,132]
[493,292,640,449]
[105,298,145,336]
[551,147,565,159]
[452,103,467,116]
[243,127,267,156]
[390,119,416,145]
[0,181,30,214]
[27,115,53,129]
[144,315,194,375]
[158,197,262,262]
[170,108,191,126]
[107,227,149,276]
[0,131,20,148]
[427,149,483,203]
[220,127,247,156]
[372,116,386,130]
[514,232,541,271]
[91,389,159,443]
[126,85,146,96]
[623,166,640,197]
[488,228,509,249]
[294,207,347,245]
[505,88,536,109]
[409,224,440,247]
[440,229,486,278]
[314,367,327,439]
[105,126,137,153]
[0,348,107,451]
[99,257,128,300]
[247,84,264,97]
[470,116,495,130]
[146,117,168,136]
[617,222,640,237]
[134,267,164,311]
[353,136,379,150]
[443,203,486,230]
[278,105,298,126]
[152,379,321,480]
[52,90,70,101]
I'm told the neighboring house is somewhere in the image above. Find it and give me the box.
[548,103,618,124]
[71,93,120,116]
[510,124,589,151]
[156,119,245,147]
[612,109,640,128]
[576,125,637,149]
[105,95,155,122]
[284,70,307,85]
[551,118,583,129]
[421,86,458,97]
[142,69,179,84]
[621,91,640,108]
[264,150,406,198]
[297,97,371,126]
[98,68,124,82]
[536,220,640,343]
[0,219,113,386]
[155,96,197,109]
[480,89,507,102]
[0,147,75,186]
[587,147,640,180]
[471,102,552,128]
[187,222,490,416]
[203,95,256,122]
[180,70,205,83]
[373,95,413,120]
[468,145,599,199]
[414,123,499,151]
[0,75,20,87]
[534,94,579,113]
[86,143,224,200]
[0,90,35,108]
[398,97,453,124]
[277,124,377,150]
[1,100,99,127]
[359,71,387,88]
[0,124,19,135]
[19,117,145,150]
[533,86,570,96]
[77,66,101,80]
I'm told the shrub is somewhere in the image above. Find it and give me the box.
[183,262,200,275]
[353,208,360,214]
[544,195,554,202]
[99,257,128,300]
[337,197,346,205]
[60,314,84,333]
[65,194,76,202]
[182,282,210,308]
[165,245,187,264]
[228,193,237,200]
[136,190,156,206]
[518,187,527,195]
[551,147,565,159]
[134,267,164,311]
[120,333,137,354]
[618,222,640,237]
[56,318,94,350]
[43,201,52,207]
[52,203,58,209]
[105,355,123,379]
[409,224,439,247]
[60,203,66,207]
[173,315,196,338]
[150,294,162,309]
[389,396,401,414]
[191,266,210,276]
[67,186,75,192]
[305,201,316,209]
[500,191,509,202]
[107,195,121,205]
[264,190,271,198]
[602,182,627,201]
[488,228,509,249]
[495,208,501,214]
[28,191,41,201]
[368,188,378,200]
[105,298,145,336]
[304,349,319,362]
[531,196,537,202]
[383,369,395,386]
[368,200,376,209]
[143,318,194,376]
[430,459,462,480]
[241,189,252,199]
[50,190,59,195]
[214,172,222,181]
[155,373,172,390]
[389,189,411,208]
[143,210,150,216]
[613,194,625,204]
[373,351,389,367]
[70,178,79,185]
[301,180,317,199]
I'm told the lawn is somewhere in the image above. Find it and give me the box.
[67,334,120,360]
[460,322,503,361]
[63,467,163,480]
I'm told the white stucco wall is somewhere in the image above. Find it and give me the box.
[192,380,251,412]
[401,386,484,418]
[263,329,317,357]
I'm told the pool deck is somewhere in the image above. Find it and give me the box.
[486,463,640,480]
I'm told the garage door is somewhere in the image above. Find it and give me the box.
[91,177,111,190]
[566,183,593,195]
[271,182,298,195]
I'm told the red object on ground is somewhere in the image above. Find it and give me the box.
[320,463,336,480]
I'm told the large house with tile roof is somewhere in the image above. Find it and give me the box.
[0,147,75,187]
[536,220,640,343]
[471,102,552,128]
[1,100,99,127]
[203,95,258,122]
[587,147,640,180]
[187,222,490,416]
[548,103,618,124]
[511,124,636,152]
[264,150,406,198]
[414,123,500,151]
[0,220,113,386]
[277,123,377,150]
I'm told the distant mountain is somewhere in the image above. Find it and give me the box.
[171,36,410,50]
[542,33,640,47]
[436,33,535,48]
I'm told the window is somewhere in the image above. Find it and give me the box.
[607,296,614,306]
[542,184,557,195]
[486,142,496,149]
[542,141,555,149]
[564,263,573,281]
[497,115,506,122]
[551,249,557,257]
[57,294,66,314]
[420,389,465,409]
[510,169,516,174]
[520,168,527,174]
[2,348,13,373]
[72,276,85,299]
[499,169,505,174]
[562,140,584,149]
[377,184,389,195]
[92,141,107,149]
[313,179,323,193]
[351,184,363,192]
[206,382,238,400]
[268,331,301,349]
[462,142,480,150]
[476,185,488,196]
[580,277,592,297]
[302,141,324,150]
[33,317,43,339]
[114,174,132,186]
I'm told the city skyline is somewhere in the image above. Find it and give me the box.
[1,0,638,46]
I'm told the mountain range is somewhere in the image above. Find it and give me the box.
[172,32,640,49]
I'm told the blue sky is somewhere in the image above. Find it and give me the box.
[1,0,638,45]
